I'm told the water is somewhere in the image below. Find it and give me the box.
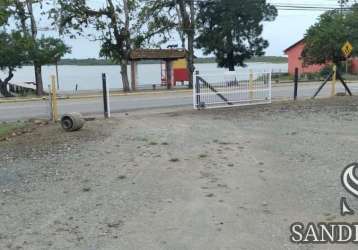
[2,63,288,91]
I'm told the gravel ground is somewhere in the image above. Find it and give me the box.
[1,96,358,250]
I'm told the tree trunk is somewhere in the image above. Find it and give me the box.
[121,62,130,92]
[187,0,195,89]
[0,81,13,97]
[187,33,195,89]
[177,0,195,89]
[107,0,131,92]
[34,63,44,96]
[26,0,44,96]
[0,69,14,97]
[228,51,235,71]
[122,0,131,92]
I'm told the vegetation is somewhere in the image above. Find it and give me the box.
[196,0,277,71]
[0,1,10,25]
[303,4,358,66]
[56,0,147,92]
[0,0,280,95]
[1,0,70,96]
[56,56,287,66]
[0,122,25,139]
[136,0,196,88]
[0,32,30,97]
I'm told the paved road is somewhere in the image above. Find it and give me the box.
[1,82,358,121]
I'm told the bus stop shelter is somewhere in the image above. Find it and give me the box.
[129,48,188,90]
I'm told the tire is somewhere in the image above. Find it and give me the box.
[61,112,85,132]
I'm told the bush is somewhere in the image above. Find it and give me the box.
[305,73,320,81]
[320,65,332,78]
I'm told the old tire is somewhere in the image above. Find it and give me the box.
[61,112,85,132]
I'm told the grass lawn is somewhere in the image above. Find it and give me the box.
[0,122,25,138]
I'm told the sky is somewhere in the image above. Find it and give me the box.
[48,0,342,59]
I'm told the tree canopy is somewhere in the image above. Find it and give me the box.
[196,0,277,71]
[303,4,358,65]
[1,0,71,96]
[0,0,279,96]
[0,1,10,25]
[137,0,195,87]
[30,37,71,65]
[56,0,139,92]
[0,32,31,97]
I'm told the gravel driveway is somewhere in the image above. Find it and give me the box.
[1,97,358,250]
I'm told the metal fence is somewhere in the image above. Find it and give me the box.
[193,71,272,109]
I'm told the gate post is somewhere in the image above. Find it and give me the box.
[249,70,254,99]
[195,70,200,109]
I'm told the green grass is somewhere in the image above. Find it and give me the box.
[0,122,25,138]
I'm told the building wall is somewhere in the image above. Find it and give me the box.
[286,41,325,75]
[350,59,358,74]
[286,40,358,75]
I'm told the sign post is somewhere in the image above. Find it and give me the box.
[342,41,353,58]
[332,65,337,97]
[342,41,353,74]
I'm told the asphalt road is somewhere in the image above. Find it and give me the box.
[1,82,358,121]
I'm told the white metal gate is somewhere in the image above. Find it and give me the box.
[193,71,272,109]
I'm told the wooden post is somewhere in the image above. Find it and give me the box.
[130,61,137,91]
[294,68,299,100]
[249,69,254,99]
[56,61,60,90]
[51,75,58,122]
[166,60,172,89]
[331,64,337,97]
[48,84,53,121]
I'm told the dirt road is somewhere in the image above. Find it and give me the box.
[1,97,358,249]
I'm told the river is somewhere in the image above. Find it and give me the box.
[3,62,288,91]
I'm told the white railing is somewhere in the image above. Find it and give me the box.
[193,71,272,109]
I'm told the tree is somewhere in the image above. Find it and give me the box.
[4,0,70,96]
[56,0,138,92]
[138,0,196,88]
[176,0,195,89]
[196,0,277,71]
[0,32,30,97]
[30,37,71,74]
[302,5,358,66]
[0,1,10,25]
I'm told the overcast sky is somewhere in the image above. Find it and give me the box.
[57,0,340,59]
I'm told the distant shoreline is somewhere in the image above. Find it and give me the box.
[50,56,287,66]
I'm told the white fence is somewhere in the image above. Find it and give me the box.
[193,71,272,109]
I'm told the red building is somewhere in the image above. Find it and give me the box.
[284,39,358,75]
